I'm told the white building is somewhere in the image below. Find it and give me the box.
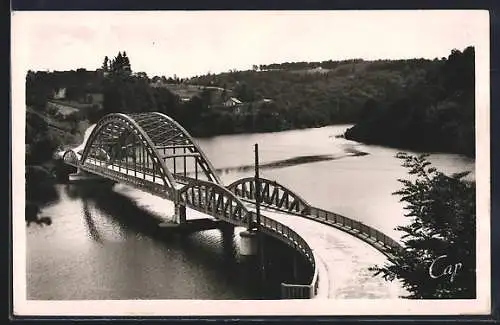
[53,88,66,100]
[223,97,242,107]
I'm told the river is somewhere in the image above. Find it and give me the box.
[26,124,475,300]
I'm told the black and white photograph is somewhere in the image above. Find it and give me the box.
[12,10,491,316]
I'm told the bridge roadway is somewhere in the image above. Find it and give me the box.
[70,156,404,299]
[244,206,406,299]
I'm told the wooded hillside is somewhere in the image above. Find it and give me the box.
[25,47,475,156]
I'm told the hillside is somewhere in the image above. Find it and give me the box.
[344,47,475,157]
[25,48,475,156]
[25,105,90,224]
[151,82,233,101]
[186,58,442,128]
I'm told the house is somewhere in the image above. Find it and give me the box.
[223,97,242,108]
[53,88,66,100]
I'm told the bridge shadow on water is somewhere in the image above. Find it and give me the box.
[213,149,369,176]
[63,183,310,299]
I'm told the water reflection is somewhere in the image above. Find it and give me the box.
[46,183,275,299]
[25,173,60,226]
[82,200,104,244]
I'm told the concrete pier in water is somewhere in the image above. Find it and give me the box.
[239,230,259,256]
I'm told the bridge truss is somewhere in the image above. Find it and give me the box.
[81,112,221,188]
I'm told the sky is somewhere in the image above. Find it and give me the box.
[12,10,488,78]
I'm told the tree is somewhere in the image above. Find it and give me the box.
[108,51,129,75]
[122,51,131,72]
[102,56,109,71]
[200,88,213,107]
[115,52,123,70]
[234,82,255,102]
[370,153,476,299]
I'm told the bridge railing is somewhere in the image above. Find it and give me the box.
[228,177,403,261]
[84,157,196,189]
[178,178,250,225]
[228,177,402,259]
[254,213,319,299]
[84,157,169,184]
[307,206,403,259]
[82,157,174,200]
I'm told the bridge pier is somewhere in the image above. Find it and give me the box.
[173,203,187,224]
[292,253,299,283]
[219,222,234,234]
[239,229,258,256]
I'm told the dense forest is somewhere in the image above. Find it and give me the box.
[344,47,475,157]
[187,58,440,130]
[185,47,475,158]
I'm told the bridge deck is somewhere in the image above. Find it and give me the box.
[247,205,406,299]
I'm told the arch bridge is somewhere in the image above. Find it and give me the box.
[63,112,402,299]
[63,112,319,298]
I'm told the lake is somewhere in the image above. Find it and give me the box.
[26,124,475,300]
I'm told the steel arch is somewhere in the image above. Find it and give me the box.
[151,112,222,185]
[62,149,80,167]
[178,179,252,226]
[227,177,311,215]
[125,112,222,185]
[80,113,177,189]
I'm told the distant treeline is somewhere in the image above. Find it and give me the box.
[258,58,375,71]
[26,68,105,109]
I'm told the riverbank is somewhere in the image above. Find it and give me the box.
[343,122,475,158]
[25,115,90,226]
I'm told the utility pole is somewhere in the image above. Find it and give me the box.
[254,143,261,229]
[255,143,266,283]
[239,144,261,257]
